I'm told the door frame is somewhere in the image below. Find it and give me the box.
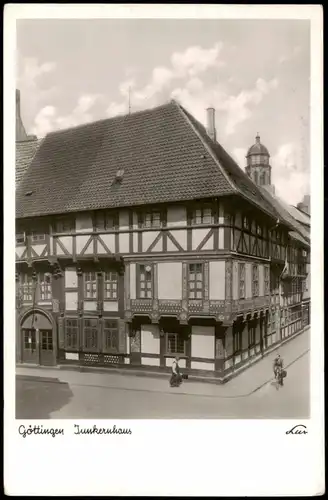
[19,308,57,366]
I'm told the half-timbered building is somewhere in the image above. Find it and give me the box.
[15,95,311,381]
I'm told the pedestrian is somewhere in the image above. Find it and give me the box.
[170,356,182,387]
[273,353,284,386]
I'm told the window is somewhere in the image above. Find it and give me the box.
[233,327,242,354]
[188,263,204,299]
[65,319,79,350]
[23,329,36,350]
[16,232,25,244]
[32,231,46,243]
[55,217,75,233]
[84,272,97,299]
[138,264,152,298]
[249,321,256,347]
[260,173,266,185]
[166,333,186,355]
[256,224,262,236]
[83,318,98,350]
[254,171,258,184]
[104,271,118,300]
[141,211,161,229]
[239,263,245,299]
[264,266,270,295]
[20,274,33,301]
[243,217,250,231]
[103,319,119,352]
[95,211,119,231]
[191,206,213,225]
[252,264,259,297]
[39,272,52,300]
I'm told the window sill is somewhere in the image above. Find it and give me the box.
[164,354,187,359]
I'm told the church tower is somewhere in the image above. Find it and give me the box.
[245,134,271,187]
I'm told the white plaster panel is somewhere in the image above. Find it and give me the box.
[119,233,129,253]
[130,263,136,299]
[169,230,187,250]
[65,292,78,310]
[209,261,225,300]
[158,262,182,299]
[141,325,160,355]
[103,301,119,312]
[76,235,89,254]
[100,234,115,253]
[191,362,215,371]
[84,301,97,311]
[192,228,210,250]
[141,357,160,367]
[191,326,215,359]
[65,268,78,288]
[143,231,159,252]
[32,244,46,256]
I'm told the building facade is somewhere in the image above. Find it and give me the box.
[15,97,310,381]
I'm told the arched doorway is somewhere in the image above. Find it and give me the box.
[20,309,56,366]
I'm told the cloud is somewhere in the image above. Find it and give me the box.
[271,142,309,204]
[106,42,225,117]
[17,55,58,134]
[31,94,100,136]
[222,78,279,135]
[232,147,247,169]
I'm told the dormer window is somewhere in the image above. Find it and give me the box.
[191,205,213,225]
[95,211,119,231]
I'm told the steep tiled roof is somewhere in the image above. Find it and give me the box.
[15,138,43,188]
[259,186,310,246]
[15,100,288,225]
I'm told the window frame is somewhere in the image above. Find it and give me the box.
[83,317,99,351]
[31,231,46,243]
[191,205,214,226]
[83,271,98,300]
[252,264,259,297]
[139,210,162,229]
[137,264,153,299]
[103,318,119,353]
[103,271,118,301]
[233,326,242,355]
[188,262,204,300]
[38,272,52,301]
[20,273,34,302]
[264,266,270,295]
[95,210,119,231]
[239,263,246,299]
[16,232,26,245]
[165,332,186,356]
[64,318,79,351]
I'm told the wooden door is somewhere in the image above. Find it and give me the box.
[22,328,39,364]
[39,329,55,366]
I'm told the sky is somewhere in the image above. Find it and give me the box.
[16,19,310,205]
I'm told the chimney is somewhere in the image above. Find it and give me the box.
[206,107,216,142]
[16,89,28,142]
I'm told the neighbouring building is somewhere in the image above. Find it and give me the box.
[15,94,311,381]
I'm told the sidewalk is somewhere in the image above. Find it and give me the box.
[16,328,310,398]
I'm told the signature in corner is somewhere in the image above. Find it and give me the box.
[286,424,308,435]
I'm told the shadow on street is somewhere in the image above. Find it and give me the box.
[16,375,74,419]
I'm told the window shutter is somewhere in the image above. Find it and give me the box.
[118,319,127,353]
[58,317,65,349]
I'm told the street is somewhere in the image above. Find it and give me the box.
[16,331,310,419]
